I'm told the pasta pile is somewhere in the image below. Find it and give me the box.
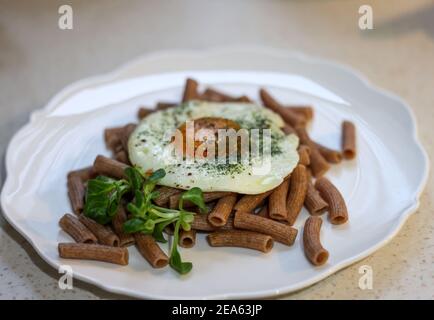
[59,78,356,270]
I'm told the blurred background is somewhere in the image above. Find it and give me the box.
[0,0,433,299]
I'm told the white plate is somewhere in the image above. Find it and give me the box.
[0,47,429,299]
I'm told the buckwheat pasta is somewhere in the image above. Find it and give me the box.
[268,179,290,221]
[304,181,329,216]
[115,150,129,165]
[233,212,298,246]
[58,243,129,265]
[120,123,137,151]
[191,214,234,232]
[138,107,153,119]
[315,177,348,225]
[288,106,314,121]
[182,78,200,102]
[112,207,135,247]
[93,155,129,180]
[179,229,196,248]
[59,214,97,244]
[169,191,235,209]
[156,102,177,110]
[342,121,356,159]
[234,190,273,213]
[286,164,309,225]
[303,216,329,266]
[298,144,311,166]
[201,88,251,103]
[67,166,96,182]
[78,215,120,247]
[134,233,169,268]
[154,186,183,207]
[257,204,269,218]
[259,89,306,127]
[104,126,124,152]
[314,142,342,164]
[208,194,237,227]
[282,123,296,135]
[67,175,85,215]
[295,127,330,177]
[207,230,274,253]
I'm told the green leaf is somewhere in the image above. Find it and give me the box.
[147,168,166,183]
[144,169,166,194]
[152,219,175,243]
[170,248,193,275]
[123,218,147,233]
[83,176,129,224]
[179,187,206,213]
[124,167,144,192]
[169,220,192,275]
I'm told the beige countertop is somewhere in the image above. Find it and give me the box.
[0,0,433,299]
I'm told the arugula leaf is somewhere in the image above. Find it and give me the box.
[179,187,206,213]
[84,176,130,224]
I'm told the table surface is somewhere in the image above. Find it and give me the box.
[1,0,433,299]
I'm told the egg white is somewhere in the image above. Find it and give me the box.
[128,101,299,194]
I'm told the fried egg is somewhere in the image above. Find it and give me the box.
[128,101,299,194]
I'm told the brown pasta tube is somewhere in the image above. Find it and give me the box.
[295,127,330,177]
[179,229,196,248]
[234,190,273,213]
[104,126,124,152]
[268,179,290,221]
[169,191,235,209]
[287,106,314,121]
[315,177,348,225]
[154,186,183,207]
[304,181,328,216]
[67,166,96,182]
[259,89,306,127]
[191,214,234,232]
[115,150,130,165]
[59,214,97,244]
[182,78,200,102]
[207,230,273,253]
[67,175,85,215]
[134,233,169,268]
[282,123,296,135]
[342,121,356,159]
[208,194,238,227]
[314,142,342,164]
[138,107,153,120]
[156,102,177,110]
[286,164,309,225]
[298,144,311,166]
[58,243,128,265]
[257,204,269,218]
[78,215,120,247]
[93,155,129,179]
[233,212,298,246]
[112,207,135,247]
[303,216,329,266]
[201,88,251,103]
[120,123,137,152]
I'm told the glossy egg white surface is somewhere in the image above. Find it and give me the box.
[128,101,299,194]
